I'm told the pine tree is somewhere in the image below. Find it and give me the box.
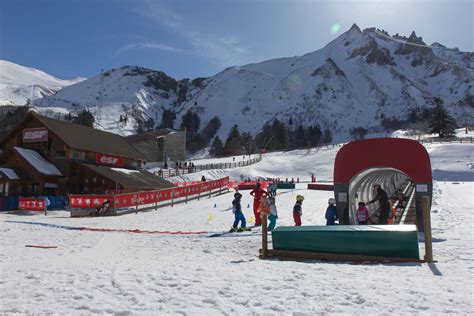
[224,124,243,156]
[308,124,322,147]
[428,98,456,138]
[180,110,200,145]
[350,127,368,140]
[73,110,95,127]
[210,136,224,157]
[255,122,273,151]
[241,132,255,155]
[322,128,333,144]
[294,125,306,148]
[160,109,176,129]
[199,116,221,146]
[271,119,288,150]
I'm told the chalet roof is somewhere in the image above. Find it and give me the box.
[32,113,146,161]
[0,167,20,180]
[82,163,175,190]
[15,147,62,176]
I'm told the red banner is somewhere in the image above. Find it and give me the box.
[95,153,125,167]
[69,195,115,208]
[19,198,46,211]
[23,127,48,142]
[69,177,230,209]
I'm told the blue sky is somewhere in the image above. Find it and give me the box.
[1,0,472,80]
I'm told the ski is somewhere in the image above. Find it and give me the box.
[208,226,258,238]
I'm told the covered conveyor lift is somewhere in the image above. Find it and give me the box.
[259,138,435,263]
[333,138,433,232]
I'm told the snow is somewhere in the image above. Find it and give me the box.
[110,168,141,175]
[0,60,85,105]
[14,147,62,176]
[2,142,473,314]
[0,167,19,179]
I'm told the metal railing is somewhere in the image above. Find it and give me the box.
[418,137,473,144]
[157,155,262,178]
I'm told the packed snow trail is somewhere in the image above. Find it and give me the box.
[1,142,473,314]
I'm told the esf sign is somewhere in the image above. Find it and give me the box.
[95,153,125,167]
[23,128,48,142]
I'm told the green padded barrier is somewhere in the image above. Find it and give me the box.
[271,225,419,259]
[276,183,295,189]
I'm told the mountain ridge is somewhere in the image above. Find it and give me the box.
[1,25,473,142]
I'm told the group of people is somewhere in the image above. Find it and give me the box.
[324,183,394,226]
[230,182,395,231]
[230,182,278,232]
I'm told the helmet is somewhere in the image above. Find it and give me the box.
[296,195,304,202]
[234,192,242,199]
[328,198,336,205]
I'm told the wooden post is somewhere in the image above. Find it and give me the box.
[260,213,268,259]
[422,196,433,263]
[113,194,116,216]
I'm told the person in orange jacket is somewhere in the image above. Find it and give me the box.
[250,182,268,226]
[388,204,397,224]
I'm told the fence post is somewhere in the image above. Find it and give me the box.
[113,194,116,216]
[260,213,268,259]
[135,193,139,214]
[422,196,433,262]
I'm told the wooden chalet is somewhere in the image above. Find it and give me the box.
[0,112,174,197]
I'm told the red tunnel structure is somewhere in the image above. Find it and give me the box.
[333,138,432,231]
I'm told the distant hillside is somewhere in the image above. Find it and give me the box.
[0,60,85,106]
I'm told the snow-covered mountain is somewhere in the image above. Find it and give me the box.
[0,60,85,106]
[10,25,474,140]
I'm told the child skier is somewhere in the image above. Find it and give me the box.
[325,198,338,225]
[293,195,304,226]
[230,192,247,232]
[356,201,369,225]
[268,197,278,231]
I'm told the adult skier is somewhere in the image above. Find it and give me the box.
[250,182,268,226]
[367,184,391,224]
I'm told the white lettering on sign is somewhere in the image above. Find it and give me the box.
[100,156,119,165]
[23,128,48,142]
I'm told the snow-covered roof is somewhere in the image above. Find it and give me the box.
[14,147,62,176]
[0,167,20,179]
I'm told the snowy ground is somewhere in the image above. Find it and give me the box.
[1,143,473,314]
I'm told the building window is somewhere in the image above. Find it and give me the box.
[72,150,85,160]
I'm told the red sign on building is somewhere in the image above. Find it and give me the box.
[95,153,125,167]
[23,128,48,142]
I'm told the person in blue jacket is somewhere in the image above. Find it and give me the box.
[230,192,247,232]
[325,198,338,225]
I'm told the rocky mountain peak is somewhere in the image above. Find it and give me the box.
[349,23,361,33]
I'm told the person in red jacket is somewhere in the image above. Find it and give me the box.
[250,182,268,226]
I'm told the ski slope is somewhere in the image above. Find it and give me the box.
[1,142,473,314]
